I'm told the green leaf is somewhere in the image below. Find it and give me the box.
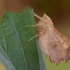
[0,7,40,70]
[37,42,46,70]
[0,46,15,70]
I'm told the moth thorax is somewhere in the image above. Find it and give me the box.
[36,24,50,34]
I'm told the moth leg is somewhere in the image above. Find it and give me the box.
[25,24,42,27]
[29,32,44,41]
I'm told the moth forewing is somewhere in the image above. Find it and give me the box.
[54,28,70,49]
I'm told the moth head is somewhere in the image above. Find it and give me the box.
[36,14,54,34]
[43,13,53,27]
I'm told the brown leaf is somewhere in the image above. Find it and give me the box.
[34,13,70,65]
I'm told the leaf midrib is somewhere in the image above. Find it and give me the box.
[8,13,28,70]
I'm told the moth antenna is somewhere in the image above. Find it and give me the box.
[25,24,42,27]
[34,13,45,21]
[29,32,43,41]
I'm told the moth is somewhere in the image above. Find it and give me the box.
[33,13,70,65]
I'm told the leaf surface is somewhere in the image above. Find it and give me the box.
[0,7,40,70]
[0,47,15,70]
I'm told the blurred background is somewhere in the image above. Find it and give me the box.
[0,0,70,70]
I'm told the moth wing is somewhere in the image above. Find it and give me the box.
[54,28,70,48]
[38,29,67,65]
[54,28,70,62]
[43,13,70,49]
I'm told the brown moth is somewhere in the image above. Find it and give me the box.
[34,13,70,65]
